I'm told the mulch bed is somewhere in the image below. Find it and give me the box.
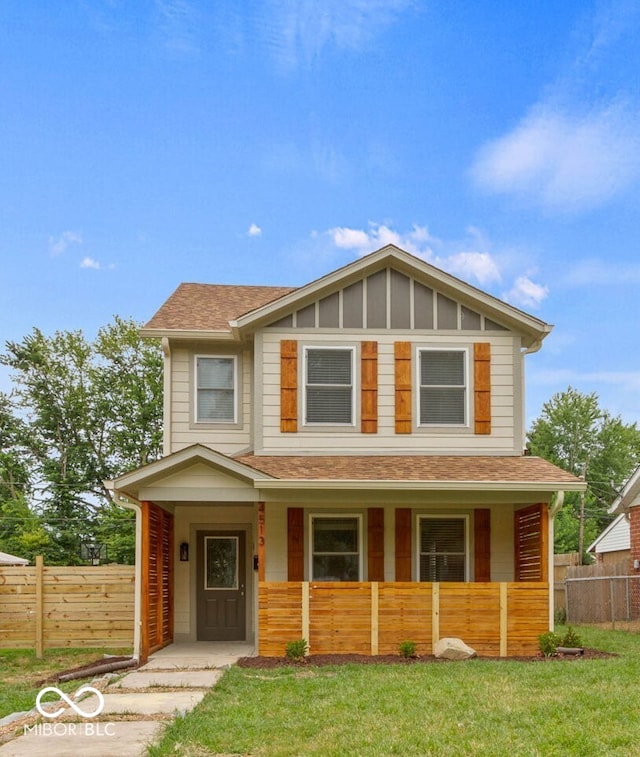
[237,648,614,668]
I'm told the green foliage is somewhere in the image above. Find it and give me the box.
[561,626,582,648]
[0,317,163,565]
[285,638,309,661]
[398,640,417,658]
[527,386,640,557]
[554,607,567,625]
[538,631,562,657]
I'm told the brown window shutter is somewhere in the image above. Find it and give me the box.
[361,341,378,433]
[367,507,384,581]
[287,507,304,581]
[394,342,412,434]
[280,340,298,433]
[474,342,491,435]
[395,508,412,580]
[474,508,491,581]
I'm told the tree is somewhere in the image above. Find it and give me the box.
[0,317,163,564]
[527,387,640,560]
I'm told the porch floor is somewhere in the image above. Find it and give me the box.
[142,641,256,670]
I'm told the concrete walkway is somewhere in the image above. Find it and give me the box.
[0,642,254,757]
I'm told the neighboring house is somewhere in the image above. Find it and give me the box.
[587,514,631,567]
[609,466,640,573]
[0,551,29,566]
[111,244,584,661]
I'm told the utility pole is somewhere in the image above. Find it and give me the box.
[578,463,586,563]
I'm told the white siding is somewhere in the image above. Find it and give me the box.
[257,330,521,454]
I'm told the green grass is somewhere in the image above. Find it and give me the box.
[149,626,640,757]
[0,647,131,720]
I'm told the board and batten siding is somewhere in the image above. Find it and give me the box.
[168,344,254,456]
[257,331,522,454]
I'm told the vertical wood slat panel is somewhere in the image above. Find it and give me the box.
[474,508,491,582]
[287,507,304,581]
[394,342,412,433]
[474,342,491,435]
[395,508,412,580]
[514,503,548,582]
[367,508,384,581]
[361,341,378,433]
[280,340,298,433]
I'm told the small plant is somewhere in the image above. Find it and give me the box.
[285,638,308,662]
[561,626,582,648]
[538,631,561,657]
[554,608,567,625]
[398,640,417,658]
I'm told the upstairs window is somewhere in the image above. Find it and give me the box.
[196,356,236,423]
[418,349,467,425]
[418,517,467,582]
[311,515,361,581]
[304,347,354,425]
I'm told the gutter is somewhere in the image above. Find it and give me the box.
[254,479,585,492]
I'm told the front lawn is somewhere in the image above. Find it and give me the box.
[149,626,640,757]
[0,647,131,720]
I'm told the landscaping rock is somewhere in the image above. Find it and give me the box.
[433,638,477,660]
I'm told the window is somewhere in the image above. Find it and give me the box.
[311,515,361,581]
[418,349,467,425]
[196,356,236,423]
[418,517,467,581]
[304,347,354,425]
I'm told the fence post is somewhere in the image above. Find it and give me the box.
[35,555,44,658]
[610,578,615,630]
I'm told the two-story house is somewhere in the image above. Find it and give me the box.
[111,244,584,661]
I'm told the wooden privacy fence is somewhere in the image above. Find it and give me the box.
[259,581,549,658]
[0,557,135,655]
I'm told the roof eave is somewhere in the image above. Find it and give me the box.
[140,328,238,341]
[254,479,586,491]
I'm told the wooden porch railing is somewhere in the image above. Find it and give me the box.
[258,581,549,658]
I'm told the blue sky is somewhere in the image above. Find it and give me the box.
[1,0,639,428]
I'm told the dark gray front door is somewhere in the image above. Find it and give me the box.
[196,530,246,641]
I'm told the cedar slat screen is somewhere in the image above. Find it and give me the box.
[514,503,548,582]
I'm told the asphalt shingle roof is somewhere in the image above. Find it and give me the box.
[233,453,581,485]
[144,283,296,332]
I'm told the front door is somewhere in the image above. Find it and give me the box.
[196,530,246,641]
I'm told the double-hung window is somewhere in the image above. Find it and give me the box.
[418,516,467,582]
[196,356,236,423]
[418,349,467,425]
[310,515,361,581]
[304,347,354,425]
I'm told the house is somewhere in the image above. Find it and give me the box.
[111,244,585,661]
[0,551,29,566]
[609,466,640,574]
[587,513,631,567]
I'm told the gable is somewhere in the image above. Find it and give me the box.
[266,266,511,335]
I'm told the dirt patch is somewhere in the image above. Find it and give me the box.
[237,648,614,669]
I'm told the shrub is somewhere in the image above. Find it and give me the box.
[285,639,308,661]
[398,640,417,658]
[561,626,582,648]
[538,631,562,657]
[554,608,567,625]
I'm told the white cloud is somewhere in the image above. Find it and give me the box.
[80,257,102,270]
[328,222,436,258]
[472,103,640,213]
[502,276,549,309]
[444,252,501,286]
[248,223,262,237]
[49,230,82,256]
[263,0,415,69]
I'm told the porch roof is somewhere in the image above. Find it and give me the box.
[234,453,585,491]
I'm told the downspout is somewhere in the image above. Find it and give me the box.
[105,482,143,661]
[162,338,172,458]
[548,491,565,630]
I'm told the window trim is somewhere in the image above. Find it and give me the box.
[303,345,356,427]
[194,354,238,425]
[309,513,363,582]
[416,514,470,582]
[416,347,469,428]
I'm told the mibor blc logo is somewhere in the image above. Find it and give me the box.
[27,685,114,738]
[35,686,105,718]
